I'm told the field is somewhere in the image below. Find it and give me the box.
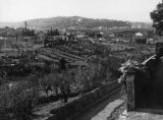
[0,31,156,120]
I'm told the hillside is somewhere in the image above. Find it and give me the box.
[0,16,152,30]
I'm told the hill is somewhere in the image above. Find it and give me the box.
[0,16,152,30]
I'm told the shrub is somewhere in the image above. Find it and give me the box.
[0,81,39,120]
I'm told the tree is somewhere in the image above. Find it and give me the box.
[59,71,73,103]
[150,1,163,35]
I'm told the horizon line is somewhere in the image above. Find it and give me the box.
[0,15,153,23]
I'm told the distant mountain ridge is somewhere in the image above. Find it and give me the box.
[0,16,152,30]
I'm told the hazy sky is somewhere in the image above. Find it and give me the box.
[0,0,161,22]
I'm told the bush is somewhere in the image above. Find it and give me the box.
[0,81,39,120]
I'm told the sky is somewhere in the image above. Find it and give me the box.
[0,0,161,22]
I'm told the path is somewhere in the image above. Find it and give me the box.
[119,109,163,120]
[32,95,80,120]
[77,93,125,120]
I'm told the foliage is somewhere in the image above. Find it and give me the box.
[73,59,119,92]
[47,28,60,36]
[0,42,123,118]
[150,1,163,35]
[22,29,35,36]
[0,80,39,120]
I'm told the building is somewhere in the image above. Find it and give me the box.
[135,32,147,44]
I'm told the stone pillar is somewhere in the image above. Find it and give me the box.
[126,72,135,111]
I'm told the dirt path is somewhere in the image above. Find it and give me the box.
[32,95,81,120]
[77,93,125,120]
[119,109,163,120]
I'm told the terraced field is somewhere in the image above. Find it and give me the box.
[38,48,87,65]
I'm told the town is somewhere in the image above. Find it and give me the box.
[0,0,163,120]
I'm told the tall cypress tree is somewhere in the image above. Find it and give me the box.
[150,1,163,35]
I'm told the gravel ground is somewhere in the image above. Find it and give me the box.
[107,98,126,120]
[119,109,163,120]
[77,93,126,120]
[126,112,163,120]
[118,104,163,120]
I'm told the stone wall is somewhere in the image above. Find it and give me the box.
[49,81,121,120]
